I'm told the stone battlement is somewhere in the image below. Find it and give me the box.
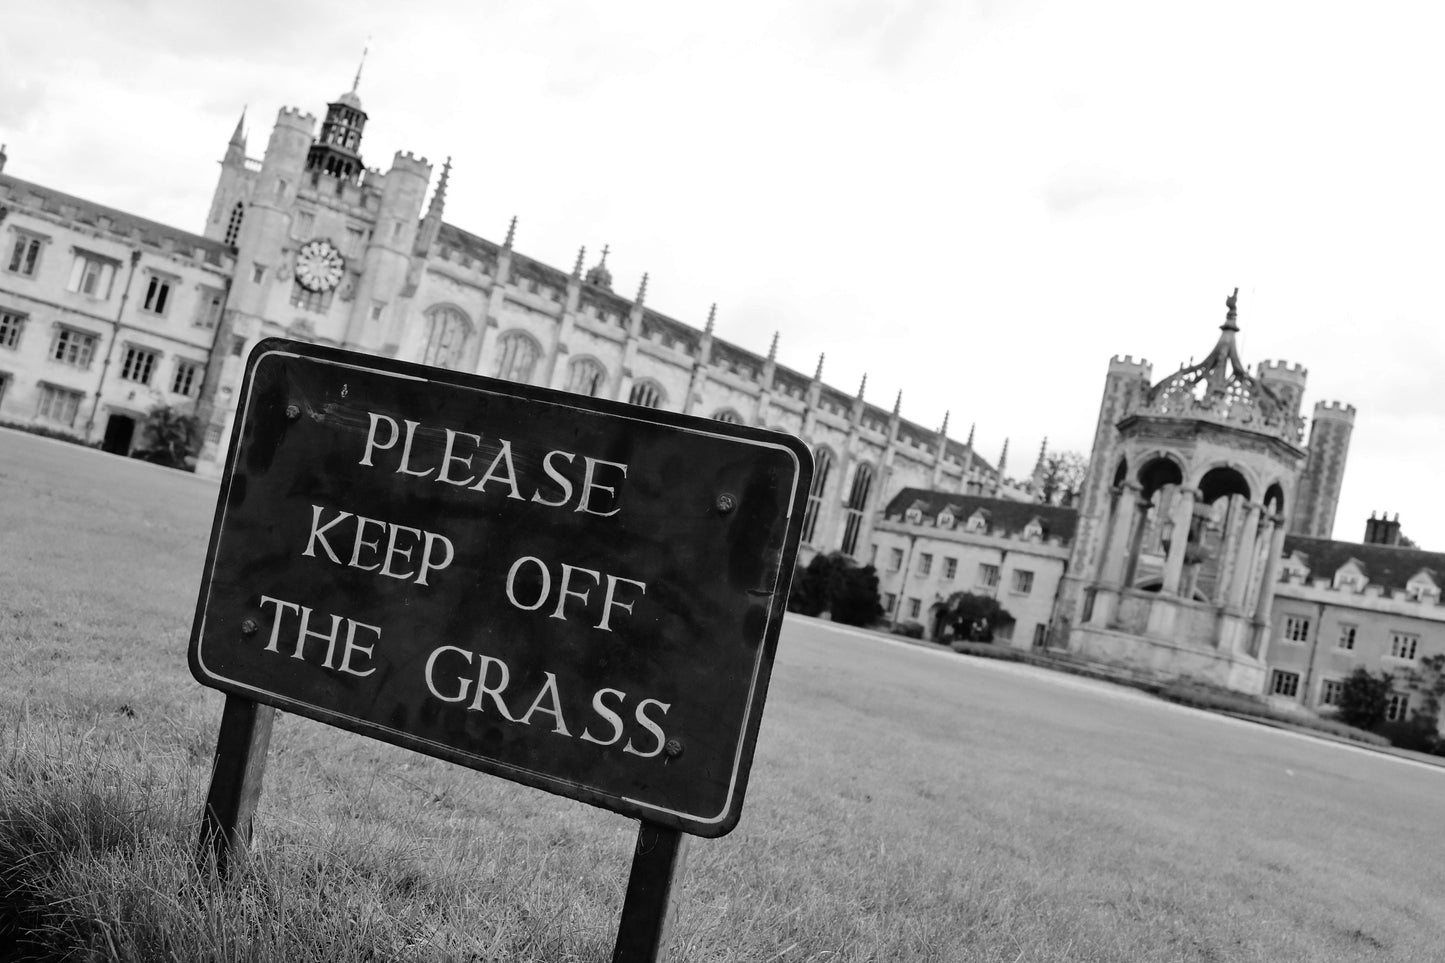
[1258,359,1308,375]
[391,150,431,174]
[276,107,316,131]
[1313,400,1356,417]
[1109,355,1152,375]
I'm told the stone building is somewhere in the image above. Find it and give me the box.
[1265,514,1445,732]
[1055,291,1355,692]
[0,150,235,454]
[196,80,1008,560]
[873,488,1077,648]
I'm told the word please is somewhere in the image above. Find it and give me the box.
[359,413,628,516]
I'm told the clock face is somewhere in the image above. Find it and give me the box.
[295,239,345,293]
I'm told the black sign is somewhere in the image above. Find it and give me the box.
[189,339,811,837]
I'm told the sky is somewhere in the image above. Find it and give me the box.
[3,0,1444,546]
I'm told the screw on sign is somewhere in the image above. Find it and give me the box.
[189,340,812,962]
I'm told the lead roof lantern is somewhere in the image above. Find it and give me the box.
[1143,289,1302,442]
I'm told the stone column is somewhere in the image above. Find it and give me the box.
[1161,486,1198,595]
[1227,501,1262,612]
[1099,482,1143,587]
[1211,495,1238,606]
[1253,515,1286,627]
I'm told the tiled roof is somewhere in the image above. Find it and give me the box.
[1282,535,1445,592]
[883,487,1078,544]
[0,174,232,264]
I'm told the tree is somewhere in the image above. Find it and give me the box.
[785,552,884,627]
[939,591,1015,643]
[1336,667,1393,730]
[133,403,201,470]
[1403,653,1445,742]
[1037,451,1088,506]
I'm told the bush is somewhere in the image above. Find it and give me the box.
[891,622,925,639]
[132,404,201,470]
[937,592,1014,643]
[1337,667,1393,730]
[0,420,98,447]
[785,552,884,627]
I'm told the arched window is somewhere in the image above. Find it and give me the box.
[566,357,607,397]
[712,408,742,424]
[420,305,472,370]
[840,462,875,556]
[224,202,244,247]
[493,330,541,383]
[628,380,665,408]
[801,447,834,544]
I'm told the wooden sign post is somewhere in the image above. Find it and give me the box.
[189,339,811,959]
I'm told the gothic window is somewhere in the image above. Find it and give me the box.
[628,380,665,408]
[800,447,834,545]
[565,357,607,396]
[493,330,541,383]
[421,306,472,370]
[840,462,875,557]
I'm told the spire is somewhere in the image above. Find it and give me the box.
[857,373,867,400]
[814,353,825,380]
[966,422,976,448]
[229,108,247,150]
[998,438,1009,475]
[892,390,902,416]
[940,410,950,435]
[572,245,586,279]
[585,244,613,289]
[703,303,716,335]
[353,42,369,94]
[425,157,450,220]
[1035,437,1048,472]
[415,156,451,253]
[636,272,649,306]
[503,215,517,250]
[767,332,779,362]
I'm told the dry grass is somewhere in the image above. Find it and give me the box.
[4,426,1445,961]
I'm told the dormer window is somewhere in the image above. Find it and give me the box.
[937,511,954,529]
[1332,560,1367,592]
[1405,570,1440,603]
[1022,518,1044,542]
[904,507,923,525]
[965,510,989,534]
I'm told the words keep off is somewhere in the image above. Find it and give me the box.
[253,412,670,759]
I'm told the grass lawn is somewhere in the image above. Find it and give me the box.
[3,426,1444,961]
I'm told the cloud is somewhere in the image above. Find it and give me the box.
[1042,168,1178,218]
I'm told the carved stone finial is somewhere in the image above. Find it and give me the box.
[767,331,778,362]
[892,390,902,416]
[966,422,976,447]
[705,303,716,335]
[1223,286,1239,330]
[572,245,586,278]
[814,353,825,380]
[940,410,950,434]
[503,215,517,250]
[857,373,867,400]
[636,272,648,305]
